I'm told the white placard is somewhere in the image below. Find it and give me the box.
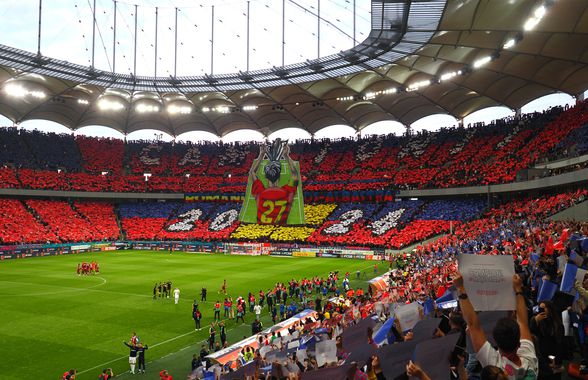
[577,268,587,284]
[315,339,337,367]
[395,302,422,331]
[259,345,272,358]
[558,255,567,273]
[296,348,307,361]
[458,254,516,311]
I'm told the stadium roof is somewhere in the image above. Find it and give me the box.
[0,0,587,137]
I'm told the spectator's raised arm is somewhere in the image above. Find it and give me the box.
[453,272,487,352]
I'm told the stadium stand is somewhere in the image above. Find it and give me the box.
[198,189,588,379]
[0,199,58,244]
[26,200,106,242]
[0,101,587,195]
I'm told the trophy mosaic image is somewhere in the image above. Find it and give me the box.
[239,139,305,225]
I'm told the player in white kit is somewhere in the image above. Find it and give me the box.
[174,288,180,304]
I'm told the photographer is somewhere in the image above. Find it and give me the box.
[98,368,114,380]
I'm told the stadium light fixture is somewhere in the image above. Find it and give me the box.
[242,105,258,111]
[216,106,230,113]
[503,38,516,49]
[77,99,90,105]
[524,5,546,31]
[98,99,125,111]
[473,56,492,69]
[4,83,46,99]
[167,104,192,115]
[202,107,211,112]
[534,5,546,19]
[30,90,46,99]
[440,71,458,81]
[5,83,28,97]
[135,103,160,113]
[364,92,377,100]
[407,79,431,92]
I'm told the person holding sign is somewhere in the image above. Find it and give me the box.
[454,272,538,380]
[249,142,299,225]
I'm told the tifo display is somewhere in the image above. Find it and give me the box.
[0,84,586,380]
[0,102,586,195]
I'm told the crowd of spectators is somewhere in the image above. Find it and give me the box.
[0,199,58,244]
[114,198,486,248]
[0,199,121,244]
[194,188,588,380]
[0,101,586,195]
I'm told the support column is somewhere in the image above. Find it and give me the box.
[174,7,178,77]
[282,0,285,67]
[112,0,117,73]
[133,4,138,76]
[210,6,215,75]
[515,107,522,118]
[154,7,158,77]
[246,1,250,72]
[91,0,97,68]
[37,0,43,55]
[317,0,320,59]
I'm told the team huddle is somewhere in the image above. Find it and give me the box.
[153,281,181,304]
[76,261,99,275]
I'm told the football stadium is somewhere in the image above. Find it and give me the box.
[0,0,588,379]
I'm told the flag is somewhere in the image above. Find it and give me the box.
[545,236,554,255]
[435,289,455,305]
[373,317,395,346]
[423,298,435,316]
[560,263,578,293]
[538,280,558,302]
[560,228,570,243]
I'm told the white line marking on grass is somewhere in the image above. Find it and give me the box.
[0,276,107,297]
[77,318,232,376]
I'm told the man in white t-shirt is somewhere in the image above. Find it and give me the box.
[174,288,181,304]
[454,272,538,380]
[254,304,262,320]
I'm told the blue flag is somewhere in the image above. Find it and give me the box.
[423,298,435,316]
[538,280,558,302]
[560,263,578,293]
[373,317,395,345]
[582,238,588,254]
[435,289,455,304]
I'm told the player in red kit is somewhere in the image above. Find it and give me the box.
[249,142,299,225]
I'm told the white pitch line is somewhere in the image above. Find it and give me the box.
[77,318,233,376]
[0,276,107,297]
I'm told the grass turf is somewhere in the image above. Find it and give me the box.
[0,250,378,379]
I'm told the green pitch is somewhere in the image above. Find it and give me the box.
[0,251,376,379]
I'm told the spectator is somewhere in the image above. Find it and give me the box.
[159,369,172,380]
[454,272,538,379]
